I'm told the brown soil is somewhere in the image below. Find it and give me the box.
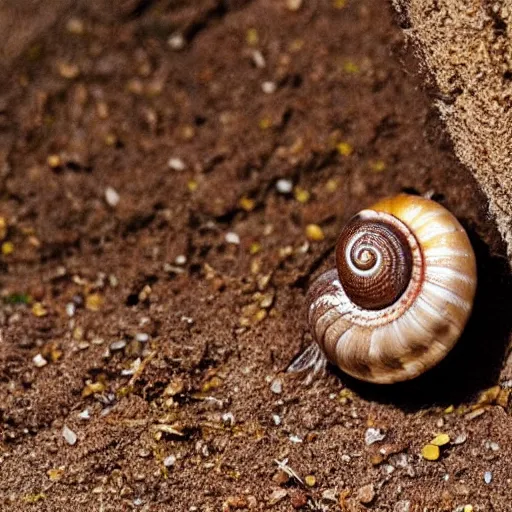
[1,1,511,511]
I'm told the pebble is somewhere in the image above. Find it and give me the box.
[251,50,266,68]
[105,186,120,207]
[270,378,283,394]
[65,303,76,317]
[356,483,375,504]
[272,414,281,426]
[305,224,325,242]
[78,409,90,420]
[135,333,149,343]
[262,81,277,94]
[394,501,411,512]
[33,354,48,368]
[286,0,303,10]
[453,432,468,445]
[110,340,127,351]
[365,427,386,445]
[276,179,293,194]
[175,255,187,265]
[163,455,176,467]
[268,489,287,505]
[484,471,492,484]
[289,435,303,443]
[289,490,307,509]
[62,425,78,445]
[222,412,235,425]
[225,232,240,245]
[168,157,186,171]
[321,489,338,502]
[168,33,185,50]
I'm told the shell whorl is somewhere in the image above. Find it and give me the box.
[307,194,477,384]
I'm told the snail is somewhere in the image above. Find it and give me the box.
[290,194,477,384]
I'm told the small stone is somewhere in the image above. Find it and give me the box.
[251,50,266,68]
[286,0,303,10]
[62,425,78,445]
[33,354,48,368]
[305,224,324,242]
[58,62,80,79]
[463,506,474,512]
[168,158,186,171]
[1,241,14,255]
[357,483,375,504]
[289,435,302,443]
[294,187,310,203]
[336,141,353,156]
[270,378,283,394]
[78,409,90,420]
[321,489,338,502]
[163,455,176,467]
[65,303,76,317]
[168,33,185,50]
[110,340,127,351]
[453,432,468,445]
[394,501,411,512]
[272,414,281,425]
[421,444,440,461]
[365,428,386,445]
[66,17,85,34]
[304,475,316,487]
[105,186,120,207]
[47,154,62,168]
[175,255,187,265]
[86,293,104,311]
[32,302,47,317]
[268,488,287,505]
[272,470,289,485]
[430,433,450,446]
[484,471,492,484]
[290,490,308,509]
[276,179,293,194]
[222,412,235,425]
[225,232,240,245]
[262,81,277,94]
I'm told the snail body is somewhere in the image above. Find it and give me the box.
[306,194,477,384]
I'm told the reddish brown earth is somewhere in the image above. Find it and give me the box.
[1,1,512,511]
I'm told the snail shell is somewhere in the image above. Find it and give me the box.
[306,194,477,384]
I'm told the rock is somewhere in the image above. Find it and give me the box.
[357,483,376,504]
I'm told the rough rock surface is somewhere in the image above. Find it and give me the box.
[394,0,512,263]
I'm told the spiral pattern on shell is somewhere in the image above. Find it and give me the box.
[306,194,477,384]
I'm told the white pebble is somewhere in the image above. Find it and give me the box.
[252,50,266,68]
[484,471,492,484]
[105,186,120,207]
[168,33,185,50]
[163,454,176,467]
[78,409,90,420]
[110,340,126,351]
[225,232,240,245]
[272,414,281,426]
[289,435,303,443]
[270,378,283,394]
[365,427,386,445]
[135,333,149,343]
[168,157,186,171]
[175,254,187,265]
[33,354,47,368]
[222,412,235,425]
[62,425,78,445]
[262,81,277,94]
[66,303,76,317]
[276,179,293,194]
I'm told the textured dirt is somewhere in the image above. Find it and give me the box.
[0,1,512,511]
